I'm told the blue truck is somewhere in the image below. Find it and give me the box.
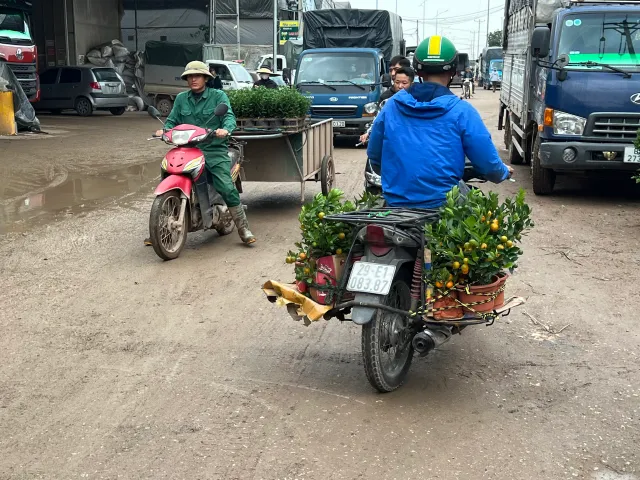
[296,9,405,136]
[500,0,640,194]
[479,46,503,89]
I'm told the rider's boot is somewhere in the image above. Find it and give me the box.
[229,205,256,244]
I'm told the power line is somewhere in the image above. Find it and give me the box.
[403,5,502,24]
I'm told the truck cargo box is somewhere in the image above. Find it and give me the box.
[302,9,404,61]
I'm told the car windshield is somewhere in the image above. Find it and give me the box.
[228,63,253,83]
[491,60,504,71]
[93,68,121,82]
[296,53,376,85]
[559,12,640,71]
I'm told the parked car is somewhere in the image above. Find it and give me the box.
[36,66,128,116]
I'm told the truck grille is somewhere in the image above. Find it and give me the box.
[6,62,38,99]
[311,105,358,117]
[590,115,640,140]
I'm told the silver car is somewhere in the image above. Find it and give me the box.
[36,66,128,116]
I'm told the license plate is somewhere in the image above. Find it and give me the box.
[332,121,345,128]
[624,146,640,163]
[347,262,396,295]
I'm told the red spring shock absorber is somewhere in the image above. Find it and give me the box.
[410,256,422,301]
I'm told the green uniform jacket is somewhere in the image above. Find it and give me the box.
[164,87,236,165]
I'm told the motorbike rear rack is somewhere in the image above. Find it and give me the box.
[325,207,440,227]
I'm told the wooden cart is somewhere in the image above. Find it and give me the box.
[233,118,335,203]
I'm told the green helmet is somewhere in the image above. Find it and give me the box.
[413,35,458,75]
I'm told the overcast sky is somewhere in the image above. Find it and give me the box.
[348,0,505,58]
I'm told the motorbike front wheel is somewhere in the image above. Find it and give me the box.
[361,276,414,393]
[149,191,187,261]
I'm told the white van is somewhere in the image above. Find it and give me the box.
[206,60,253,90]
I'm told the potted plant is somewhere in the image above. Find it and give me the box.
[286,190,382,303]
[425,186,534,316]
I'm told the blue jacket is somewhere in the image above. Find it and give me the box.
[367,82,510,209]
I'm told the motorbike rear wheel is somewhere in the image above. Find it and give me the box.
[361,276,414,393]
[149,191,187,260]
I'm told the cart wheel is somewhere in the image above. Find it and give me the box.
[321,155,335,196]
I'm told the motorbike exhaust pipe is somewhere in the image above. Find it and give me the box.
[412,326,452,357]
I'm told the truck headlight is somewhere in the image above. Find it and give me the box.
[553,110,586,136]
[363,102,378,115]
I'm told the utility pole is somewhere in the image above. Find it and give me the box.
[209,0,216,44]
[236,0,241,61]
[475,18,483,58]
[435,9,448,37]
[486,0,490,48]
[422,0,426,41]
[416,20,420,45]
[273,0,278,72]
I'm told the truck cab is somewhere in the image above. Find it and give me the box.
[502,1,640,194]
[0,0,38,101]
[295,48,391,136]
[206,60,253,90]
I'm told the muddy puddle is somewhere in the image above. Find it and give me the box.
[0,161,160,234]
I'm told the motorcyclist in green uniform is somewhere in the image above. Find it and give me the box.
[147,61,256,245]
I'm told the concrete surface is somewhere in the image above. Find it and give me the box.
[1,92,640,479]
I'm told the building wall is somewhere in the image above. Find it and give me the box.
[72,0,121,61]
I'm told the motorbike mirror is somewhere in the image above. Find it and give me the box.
[148,106,161,119]
[214,103,229,116]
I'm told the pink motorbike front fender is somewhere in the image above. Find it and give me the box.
[154,175,192,198]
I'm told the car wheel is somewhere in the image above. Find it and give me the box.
[110,107,126,116]
[75,97,93,117]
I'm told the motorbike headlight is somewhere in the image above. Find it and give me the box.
[363,102,378,115]
[553,110,586,136]
[171,129,196,145]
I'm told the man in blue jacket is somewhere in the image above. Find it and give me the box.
[367,36,512,209]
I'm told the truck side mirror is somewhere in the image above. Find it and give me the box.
[531,27,550,58]
[381,73,392,88]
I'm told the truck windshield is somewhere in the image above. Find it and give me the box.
[297,53,376,86]
[228,63,253,83]
[0,8,31,41]
[559,12,640,71]
[491,60,504,71]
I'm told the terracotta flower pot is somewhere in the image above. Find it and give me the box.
[494,273,509,309]
[457,274,507,313]
[433,290,463,320]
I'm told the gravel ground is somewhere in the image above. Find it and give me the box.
[1,92,639,480]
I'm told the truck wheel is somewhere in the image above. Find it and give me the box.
[531,134,556,195]
[505,117,524,165]
[156,98,173,117]
[110,107,126,116]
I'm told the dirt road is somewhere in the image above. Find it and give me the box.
[1,92,639,479]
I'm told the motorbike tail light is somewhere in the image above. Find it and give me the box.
[90,81,101,91]
[366,225,386,245]
[366,225,392,256]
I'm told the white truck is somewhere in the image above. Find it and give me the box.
[143,40,253,116]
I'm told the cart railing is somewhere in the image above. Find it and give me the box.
[303,118,333,181]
